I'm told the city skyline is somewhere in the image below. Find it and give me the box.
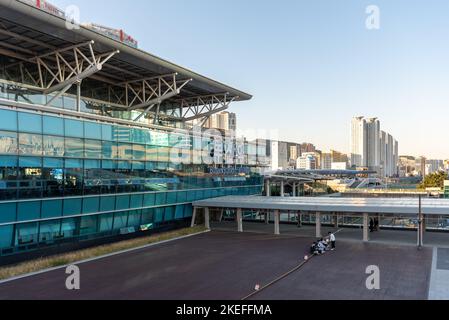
[50,0,449,159]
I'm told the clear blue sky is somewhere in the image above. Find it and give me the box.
[52,0,449,159]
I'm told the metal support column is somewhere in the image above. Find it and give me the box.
[204,207,210,230]
[418,196,424,248]
[292,183,297,197]
[363,213,369,242]
[316,212,321,238]
[274,210,280,235]
[265,180,271,197]
[191,207,197,227]
[237,208,243,232]
[76,80,82,112]
[219,208,224,223]
[281,181,285,197]
[334,213,339,228]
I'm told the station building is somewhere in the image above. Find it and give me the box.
[0,1,265,257]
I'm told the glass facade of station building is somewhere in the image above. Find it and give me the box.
[0,84,265,256]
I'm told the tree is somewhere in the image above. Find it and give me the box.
[419,171,448,189]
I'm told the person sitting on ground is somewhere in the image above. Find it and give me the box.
[316,239,327,254]
[310,242,318,255]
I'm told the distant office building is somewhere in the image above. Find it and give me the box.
[351,116,398,177]
[321,150,348,170]
[426,159,444,175]
[297,153,317,170]
[196,111,237,131]
[415,156,427,177]
[399,156,416,177]
[331,162,348,170]
[300,143,316,154]
[269,141,289,170]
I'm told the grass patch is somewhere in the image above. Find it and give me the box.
[0,226,206,281]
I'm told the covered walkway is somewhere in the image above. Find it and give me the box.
[192,196,449,247]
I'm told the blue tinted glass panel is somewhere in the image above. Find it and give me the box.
[0,109,17,131]
[99,213,113,232]
[101,160,115,169]
[0,203,16,223]
[143,193,155,207]
[15,222,38,245]
[43,157,63,168]
[113,211,128,229]
[127,210,141,227]
[130,194,143,209]
[175,205,184,219]
[64,119,84,138]
[41,200,63,219]
[116,195,130,210]
[184,205,193,217]
[101,124,113,141]
[132,161,144,170]
[100,196,115,212]
[80,215,98,235]
[154,208,164,222]
[0,155,17,167]
[0,226,13,248]
[19,157,42,168]
[132,144,145,161]
[65,158,83,168]
[84,122,102,139]
[18,113,42,133]
[17,201,41,221]
[84,159,100,169]
[155,193,166,205]
[61,218,77,238]
[117,161,131,170]
[141,208,154,224]
[63,198,82,216]
[166,192,177,204]
[176,191,187,203]
[43,116,63,135]
[164,206,174,221]
[83,197,99,214]
[101,141,116,159]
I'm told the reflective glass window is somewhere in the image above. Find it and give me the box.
[113,211,128,229]
[18,133,42,156]
[63,96,76,110]
[41,200,63,219]
[146,145,158,161]
[42,158,64,198]
[85,139,102,159]
[18,112,42,133]
[141,208,154,224]
[127,210,141,227]
[65,138,84,158]
[39,220,61,243]
[0,131,18,154]
[43,135,64,157]
[60,218,77,238]
[132,144,145,161]
[117,143,133,160]
[154,208,164,222]
[99,213,114,232]
[15,222,38,245]
[102,141,117,159]
[80,215,98,235]
[64,159,83,196]
[164,206,174,221]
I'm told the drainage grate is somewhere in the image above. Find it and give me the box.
[437,248,449,271]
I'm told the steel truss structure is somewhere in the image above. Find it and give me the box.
[0,25,241,124]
